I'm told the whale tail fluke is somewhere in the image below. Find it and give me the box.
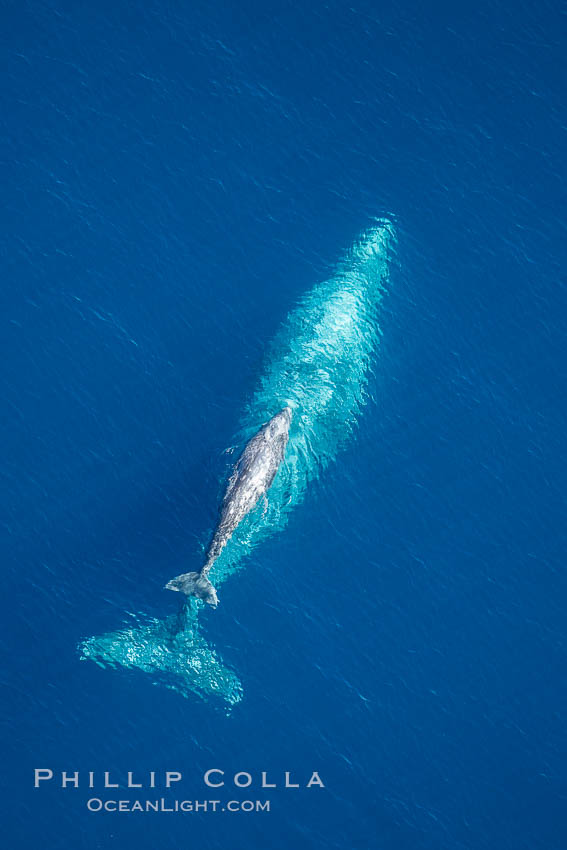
[78,606,242,709]
[165,571,219,608]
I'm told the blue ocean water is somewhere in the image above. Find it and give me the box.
[2,1,565,848]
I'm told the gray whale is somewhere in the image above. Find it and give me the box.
[165,406,292,606]
[79,222,393,706]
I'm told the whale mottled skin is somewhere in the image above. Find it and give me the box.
[165,406,292,607]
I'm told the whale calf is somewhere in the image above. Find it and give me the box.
[165,406,292,607]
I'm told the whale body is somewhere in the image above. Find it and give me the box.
[79,221,394,707]
[165,406,292,607]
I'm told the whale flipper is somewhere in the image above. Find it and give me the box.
[165,571,219,607]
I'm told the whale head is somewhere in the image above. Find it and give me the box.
[268,406,293,438]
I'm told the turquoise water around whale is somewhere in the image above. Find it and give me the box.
[2,2,566,849]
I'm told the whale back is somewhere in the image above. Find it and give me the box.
[206,408,291,569]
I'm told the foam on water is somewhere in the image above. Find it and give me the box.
[79,221,394,706]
